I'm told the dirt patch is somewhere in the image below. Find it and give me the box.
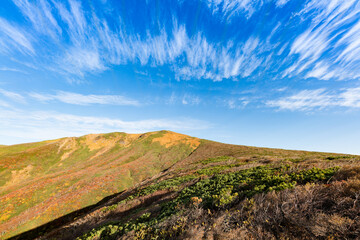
[5,165,33,187]
[58,138,78,161]
[82,134,139,151]
[82,134,115,151]
[57,134,142,161]
[152,132,201,149]
[122,134,142,147]
[82,133,142,159]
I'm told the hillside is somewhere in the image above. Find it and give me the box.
[0,131,199,239]
[1,131,360,239]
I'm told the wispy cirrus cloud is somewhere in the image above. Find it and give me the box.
[336,20,360,64]
[284,0,360,81]
[60,14,270,81]
[167,93,201,106]
[205,0,260,19]
[267,89,332,111]
[267,87,360,111]
[0,99,10,108]
[0,88,26,103]
[52,0,88,44]
[181,94,201,105]
[0,67,27,73]
[12,0,62,39]
[7,0,279,81]
[221,97,250,109]
[275,0,290,7]
[204,0,289,20]
[29,91,140,106]
[4,0,360,85]
[0,17,34,54]
[10,0,105,77]
[61,48,106,76]
[172,34,269,81]
[338,87,360,108]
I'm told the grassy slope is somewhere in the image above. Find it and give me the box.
[0,131,200,239]
[6,139,360,240]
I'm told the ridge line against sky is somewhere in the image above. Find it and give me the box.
[0,0,360,154]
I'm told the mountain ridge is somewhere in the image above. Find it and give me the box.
[0,131,200,238]
[1,130,359,239]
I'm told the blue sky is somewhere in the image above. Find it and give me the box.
[1,0,360,154]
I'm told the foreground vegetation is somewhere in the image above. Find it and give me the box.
[79,165,342,240]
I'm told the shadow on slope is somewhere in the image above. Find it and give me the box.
[7,189,128,240]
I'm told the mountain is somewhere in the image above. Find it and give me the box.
[1,131,359,239]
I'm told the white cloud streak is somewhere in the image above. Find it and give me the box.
[29,91,140,106]
[267,87,360,111]
[12,0,62,39]
[205,0,290,19]
[0,17,34,54]
[285,0,360,80]
[339,87,360,108]
[71,16,268,81]
[181,94,201,105]
[0,88,26,103]
[276,0,290,7]
[167,93,201,105]
[222,97,250,109]
[205,0,259,19]
[172,34,267,81]
[0,67,27,73]
[0,100,10,108]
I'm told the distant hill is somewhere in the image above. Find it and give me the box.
[1,131,359,239]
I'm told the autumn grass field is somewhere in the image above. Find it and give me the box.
[0,131,198,239]
[1,131,360,239]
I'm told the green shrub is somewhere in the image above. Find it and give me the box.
[199,156,234,165]
[79,165,339,240]
[196,164,238,175]
[211,186,238,207]
[121,175,198,203]
[159,165,338,218]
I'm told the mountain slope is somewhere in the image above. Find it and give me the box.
[1,131,360,239]
[0,131,199,239]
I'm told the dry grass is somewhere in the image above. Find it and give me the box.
[4,165,33,187]
[118,180,360,240]
[152,131,200,149]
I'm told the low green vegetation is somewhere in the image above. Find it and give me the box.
[198,155,235,165]
[161,165,338,215]
[103,175,198,212]
[79,165,339,240]
[196,163,241,175]
[135,175,198,197]
[325,155,351,160]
